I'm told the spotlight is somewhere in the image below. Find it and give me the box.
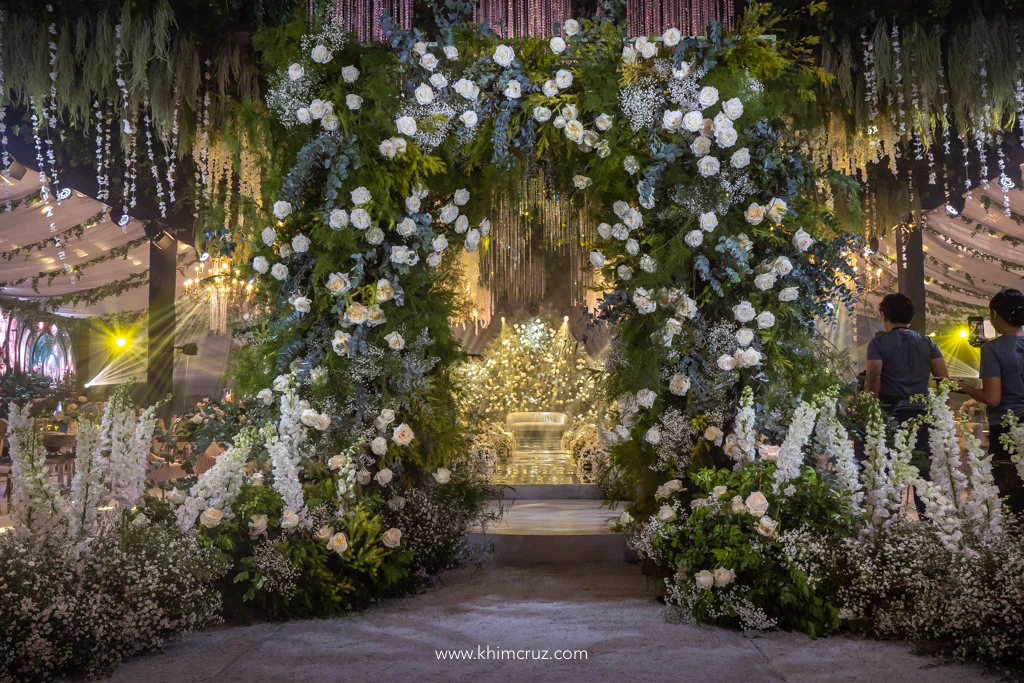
[958,328,969,339]
[945,203,959,217]
[928,331,936,338]
[115,336,128,348]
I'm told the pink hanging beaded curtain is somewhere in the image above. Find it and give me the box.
[473,0,573,38]
[312,0,414,42]
[626,0,736,38]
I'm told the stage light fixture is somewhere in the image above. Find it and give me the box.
[958,328,969,339]
[115,336,128,348]
[928,331,936,337]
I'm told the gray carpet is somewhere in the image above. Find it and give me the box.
[102,563,990,683]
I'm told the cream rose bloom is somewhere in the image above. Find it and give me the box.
[656,504,677,522]
[311,44,332,63]
[644,426,662,445]
[736,328,755,347]
[533,105,552,122]
[695,570,716,590]
[767,197,788,222]
[345,303,369,325]
[433,467,451,484]
[745,491,769,516]
[754,272,776,291]
[668,373,690,395]
[730,147,751,168]
[281,510,300,529]
[461,110,478,128]
[392,422,415,446]
[414,83,434,105]
[757,515,778,537]
[718,354,737,371]
[730,495,746,514]
[385,331,405,350]
[342,65,359,82]
[744,203,765,225]
[759,444,780,462]
[288,63,304,80]
[662,109,683,132]
[723,97,743,120]
[563,18,580,36]
[270,263,288,280]
[756,310,776,329]
[690,135,712,156]
[712,485,728,498]
[705,426,723,444]
[555,69,573,89]
[542,80,559,97]
[382,527,403,548]
[328,532,349,554]
[503,80,522,99]
[779,286,799,302]
[596,113,613,131]
[684,230,703,248]
[327,272,351,295]
[663,27,682,46]
[273,201,292,219]
[248,514,268,538]
[252,256,269,274]
[714,567,736,587]
[395,116,418,136]
[656,479,683,499]
[697,86,719,108]
[772,256,794,276]
[374,468,393,486]
[696,155,720,177]
[550,36,566,53]
[199,507,224,528]
[792,228,814,251]
[420,52,438,71]
[564,119,584,143]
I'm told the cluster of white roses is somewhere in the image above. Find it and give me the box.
[661,86,746,180]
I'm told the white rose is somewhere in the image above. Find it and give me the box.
[656,479,683,499]
[332,330,351,355]
[673,62,692,79]
[503,80,521,99]
[311,44,332,63]
[461,110,479,128]
[356,468,372,485]
[426,252,442,268]
[376,279,394,302]
[309,99,326,119]
[350,186,372,206]
[625,238,639,255]
[280,244,293,259]
[745,491,769,516]
[639,40,656,60]
[662,109,683,132]
[405,195,421,213]
[684,230,703,248]
[533,105,552,122]
[715,126,738,147]
[376,409,396,429]
[757,515,778,537]
[589,251,605,268]
[493,44,515,67]
[270,263,288,280]
[612,224,629,241]
[252,255,269,274]
[756,310,776,329]
[256,388,274,406]
[730,495,746,514]
[430,234,449,253]
[744,203,765,225]
[564,119,584,143]
[636,388,656,409]
[249,514,268,538]
[198,507,225,529]
[433,467,451,484]
[397,217,417,237]
[563,18,580,36]
[640,254,656,273]
[657,504,676,522]
[395,116,418,136]
[273,201,292,219]
[732,301,756,323]
[291,234,310,253]
[392,422,415,446]
[754,272,776,291]
[621,45,638,64]
[292,296,311,313]
[272,375,289,392]
[384,331,405,351]
[617,265,633,280]
[555,69,573,89]
[343,93,363,111]
[542,79,559,97]
[573,174,591,189]
[695,570,715,590]
[697,86,719,108]
[779,286,799,302]
[261,226,277,246]
[371,436,388,455]
[295,107,311,124]
[553,115,566,129]
[677,294,698,319]
[550,36,566,53]
[329,209,349,230]
[644,425,662,444]
[342,65,359,83]
[718,354,737,371]
[322,114,339,131]
[464,228,481,252]
[712,485,729,499]
[723,97,743,120]
[420,53,438,71]
[772,256,793,276]
[413,41,427,55]
[429,73,448,89]
[714,567,735,587]
[595,113,613,131]
[736,328,755,346]
[350,208,371,230]
[439,203,459,224]
[792,228,814,251]
[379,138,397,159]
[669,373,690,396]
[663,27,681,46]
[731,147,750,168]
[327,272,351,295]
[415,83,434,105]
[596,222,612,239]
[443,45,458,59]
[381,528,402,548]
[454,78,477,100]
[696,155,720,177]
[374,468,393,486]
[741,348,761,367]
[562,104,579,121]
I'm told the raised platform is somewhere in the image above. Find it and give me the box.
[491,448,583,485]
[471,496,626,564]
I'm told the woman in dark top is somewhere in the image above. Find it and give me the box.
[958,289,1024,512]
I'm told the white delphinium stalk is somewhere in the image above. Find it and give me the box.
[998,412,1024,480]
[115,403,158,508]
[926,383,969,512]
[67,418,104,542]
[177,426,261,530]
[773,397,818,493]
[98,387,136,507]
[268,380,309,526]
[7,403,67,539]
[813,393,863,511]
[860,399,900,530]
[962,419,1003,542]
[728,386,757,469]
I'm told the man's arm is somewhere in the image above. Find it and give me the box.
[930,357,949,380]
[865,359,882,397]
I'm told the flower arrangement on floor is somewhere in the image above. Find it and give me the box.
[561,419,614,487]
[468,422,516,476]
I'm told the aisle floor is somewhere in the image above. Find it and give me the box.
[101,563,990,683]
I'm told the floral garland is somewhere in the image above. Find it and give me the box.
[0,211,107,262]
[0,235,150,291]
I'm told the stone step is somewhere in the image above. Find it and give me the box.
[470,500,627,564]
[491,483,605,500]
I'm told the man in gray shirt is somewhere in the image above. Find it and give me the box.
[865,293,949,422]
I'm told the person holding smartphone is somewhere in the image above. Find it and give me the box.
[958,288,1024,512]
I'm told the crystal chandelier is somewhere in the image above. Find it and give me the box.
[183,257,253,334]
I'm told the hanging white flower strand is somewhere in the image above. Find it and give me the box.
[44,4,63,208]
[194,61,212,219]
[28,97,57,241]
[114,23,137,229]
[93,99,109,202]
[165,94,179,205]
[0,9,11,212]
[861,27,879,123]
[141,89,168,218]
